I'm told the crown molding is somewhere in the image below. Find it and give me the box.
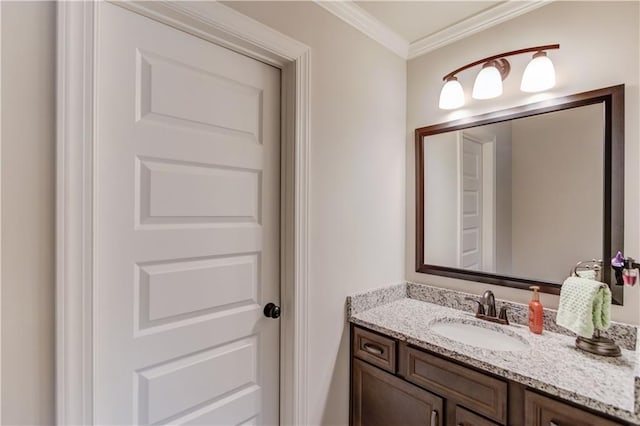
[313,0,552,61]
[408,1,552,59]
[313,0,409,58]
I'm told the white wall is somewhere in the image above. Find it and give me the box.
[407,1,640,324]
[511,105,603,283]
[1,2,56,424]
[219,2,408,425]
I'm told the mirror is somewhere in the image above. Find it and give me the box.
[415,85,624,304]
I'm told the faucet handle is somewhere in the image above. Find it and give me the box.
[498,306,509,325]
[464,297,485,316]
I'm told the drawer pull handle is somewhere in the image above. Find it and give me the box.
[362,343,384,356]
[430,409,438,426]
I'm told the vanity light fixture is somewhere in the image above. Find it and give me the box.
[439,44,559,110]
[438,76,465,109]
[520,51,556,92]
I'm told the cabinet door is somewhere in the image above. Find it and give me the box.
[524,391,623,426]
[352,358,443,426]
[455,406,499,426]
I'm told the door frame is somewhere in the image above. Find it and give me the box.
[56,1,311,425]
[456,131,496,271]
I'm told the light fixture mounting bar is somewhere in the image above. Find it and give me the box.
[442,44,560,81]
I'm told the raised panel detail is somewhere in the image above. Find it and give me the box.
[463,191,480,215]
[169,385,260,426]
[463,152,480,178]
[462,229,479,253]
[136,338,258,425]
[239,416,258,426]
[138,158,260,225]
[137,50,262,140]
[136,255,258,329]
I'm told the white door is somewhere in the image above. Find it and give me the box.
[459,136,483,270]
[95,3,280,425]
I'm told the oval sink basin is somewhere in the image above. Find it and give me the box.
[430,320,530,352]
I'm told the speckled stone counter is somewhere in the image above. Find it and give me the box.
[347,285,640,424]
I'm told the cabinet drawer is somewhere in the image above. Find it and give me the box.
[352,358,443,426]
[455,406,499,426]
[401,346,507,424]
[353,326,396,373]
[524,391,623,426]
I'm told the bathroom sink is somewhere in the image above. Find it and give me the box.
[429,320,530,352]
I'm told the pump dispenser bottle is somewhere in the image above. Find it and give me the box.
[528,286,544,334]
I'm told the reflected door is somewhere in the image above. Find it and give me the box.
[459,136,483,270]
[94,3,280,424]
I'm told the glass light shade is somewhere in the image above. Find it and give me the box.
[438,77,465,110]
[520,51,556,92]
[472,65,503,100]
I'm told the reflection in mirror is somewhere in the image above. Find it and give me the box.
[415,85,624,304]
[423,104,604,284]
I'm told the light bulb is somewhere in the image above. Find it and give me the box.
[521,51,556,93]
[472,63,503,100]
[439,77,465,110]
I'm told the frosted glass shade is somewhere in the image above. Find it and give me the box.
[439,78,465,110]
[521,52,556,92]
[472,65,503,100]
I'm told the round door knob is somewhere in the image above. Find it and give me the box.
[263,303,281,319]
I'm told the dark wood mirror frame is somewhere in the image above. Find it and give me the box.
[415,85,625,305]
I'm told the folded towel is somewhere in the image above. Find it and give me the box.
[556,276,611,338]
[576,269,597,280]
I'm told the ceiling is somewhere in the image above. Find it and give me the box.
[314,0,550,59]
[355,1,501,43]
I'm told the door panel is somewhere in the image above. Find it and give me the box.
[460,136,483,270]
[96,3,280,424]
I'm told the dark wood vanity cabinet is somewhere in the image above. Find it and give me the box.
[352,359,444,426]
[456,406,500,426]
[350,325,626,426]
[401,346,507,424]
[524,391,622,426]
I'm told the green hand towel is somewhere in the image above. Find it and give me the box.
[556,276,611,338]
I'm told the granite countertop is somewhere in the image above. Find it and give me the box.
[348,286,640,425]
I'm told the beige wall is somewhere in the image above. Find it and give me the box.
[3,0,639,424]
[1,2,56,425]
[423,120,512,272]
[184,2,407,425]
[423,132,458,266]
[511,104,603,283]
[463,121,513,274]
[407,1,640,324]
[1,1,407,425]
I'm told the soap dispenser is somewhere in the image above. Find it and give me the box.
[528,286,543,334]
